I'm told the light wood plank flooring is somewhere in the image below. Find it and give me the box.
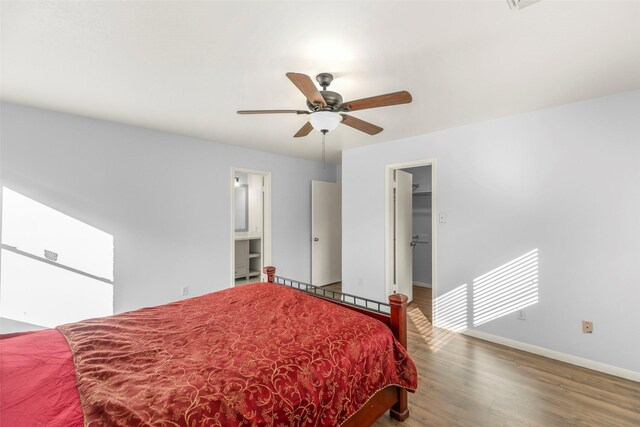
[411,284,432,324]
[324,284,640,426]
[235,277,262,286]
[322,282,343,293]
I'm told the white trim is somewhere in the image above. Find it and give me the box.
[413,281,432,288]
[230,167,272,287]
[384,159,437,309]
[262,174,272,279]
[463,329,640,383]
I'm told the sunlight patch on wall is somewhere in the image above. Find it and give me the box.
[433,283,468,332]
[1,187,114,328]
[0,250,113,328]
[1,188,114,280]
[472,249,538,327]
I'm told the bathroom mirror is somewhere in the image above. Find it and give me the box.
[235,184,248,232]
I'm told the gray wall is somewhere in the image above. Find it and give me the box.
[0,103,335,320]
[342,91,640,374]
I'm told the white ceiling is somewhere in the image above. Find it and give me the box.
[2,1,639,163]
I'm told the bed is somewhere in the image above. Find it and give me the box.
[1,266,417,426]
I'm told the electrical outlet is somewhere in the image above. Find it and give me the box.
[517,309,526,320]
[582,320,593,334]
[181,285,189,297]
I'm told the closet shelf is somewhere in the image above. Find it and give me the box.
[235,237,262,281]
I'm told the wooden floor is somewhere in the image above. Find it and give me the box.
[325,284,640,426]
[322,282,343,293]
[235,277,262,286]
[411,284,432,324]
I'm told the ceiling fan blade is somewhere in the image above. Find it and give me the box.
[342,91,412,112]
[293,121,314,138]
[340,114,383,135]
[237,109,308,115]
[286,73,327,107]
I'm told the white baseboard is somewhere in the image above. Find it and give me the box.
[462,329,640,383]
[413,281,432,288]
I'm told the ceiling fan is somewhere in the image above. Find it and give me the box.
[237,72,412,137]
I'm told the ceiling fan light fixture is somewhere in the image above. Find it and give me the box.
[309,111,342,133]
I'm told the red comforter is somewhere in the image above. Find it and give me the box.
[1,283,416,426]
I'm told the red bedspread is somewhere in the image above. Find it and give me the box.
[0,329,84,426]
[2,283,417,426]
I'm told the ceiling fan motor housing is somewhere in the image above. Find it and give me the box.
[307,90,343,111]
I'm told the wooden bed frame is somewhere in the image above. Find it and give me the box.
[263,266,410,425]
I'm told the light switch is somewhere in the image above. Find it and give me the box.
[439,212,447,223]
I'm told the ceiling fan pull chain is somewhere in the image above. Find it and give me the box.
[322,132,326,169]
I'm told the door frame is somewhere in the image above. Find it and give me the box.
[384,159,437,300]
[229,167,272,287]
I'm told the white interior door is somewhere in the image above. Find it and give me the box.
[394,170,413,302]
[312,181,341,286]
[247,174,263,235]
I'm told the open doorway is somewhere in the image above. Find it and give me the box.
[385,160,436,321]
[404,166,433,323]
[230,168,271,286]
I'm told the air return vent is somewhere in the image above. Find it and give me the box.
[44,249,58,262]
